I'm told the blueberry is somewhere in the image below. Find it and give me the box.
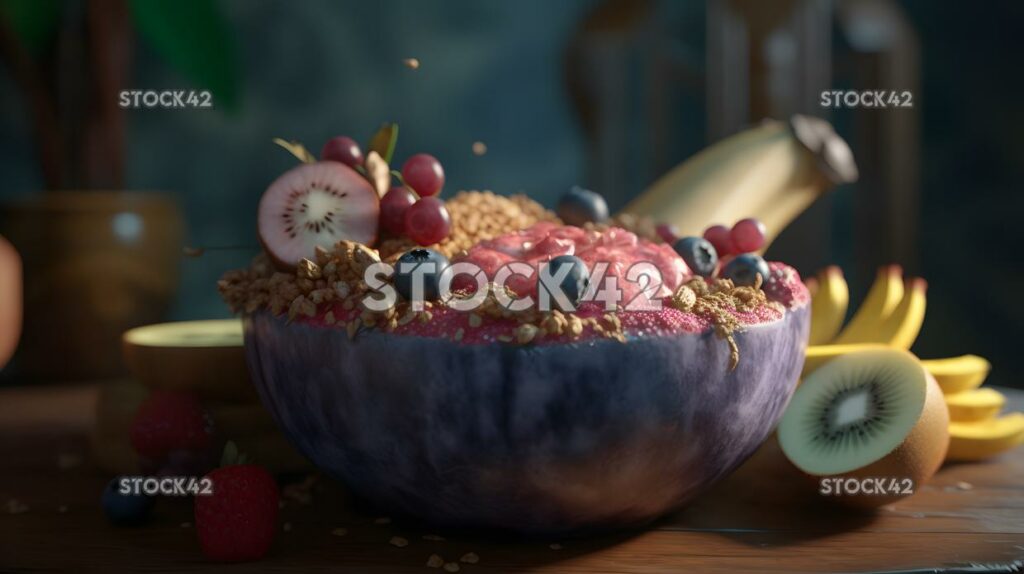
[540,255,590,311]
[395,249,451,302]
[672,236,718,277]
[101,477,154,526]
[556,187,609,226]
[722,254,770,287]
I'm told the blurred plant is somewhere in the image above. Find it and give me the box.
[0,0,239,190]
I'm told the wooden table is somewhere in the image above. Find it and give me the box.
[1,384,1022,573]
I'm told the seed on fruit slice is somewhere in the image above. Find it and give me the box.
[778,349,948,506]
[258,161,380,268]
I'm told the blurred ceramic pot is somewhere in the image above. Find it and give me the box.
[0,234,21,370]
[0,191,182,381]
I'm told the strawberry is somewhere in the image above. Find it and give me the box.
[194,461,279,562]
[130,390,214,460]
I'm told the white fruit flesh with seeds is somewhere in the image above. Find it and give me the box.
[258,162,379,268]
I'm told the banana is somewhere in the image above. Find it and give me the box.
[945,388,1006,422]
[832,266,905,345]
[946,413,1024,462]
[865,278,927,349]
[807,266,849,346]
[621,116,857,250]
[921,354,991,395]
[802,343,888,378]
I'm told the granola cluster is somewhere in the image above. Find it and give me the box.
[376,190,558,261]
[670,275,783,369]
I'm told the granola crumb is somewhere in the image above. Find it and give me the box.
[472,141,487,156]
[459,552,480,564]
[426,554,445,568]
[443,563,460,573]
[403,57,420,70]
[389,536,409,548]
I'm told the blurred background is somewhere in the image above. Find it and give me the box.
[0,0,1020,388]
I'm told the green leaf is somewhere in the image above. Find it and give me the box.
[367,123,399,164]
[0,0,60,55]
[128,0,240,110]
[220,440,239,467]
[220,440,252,466]
[273,138,316,163]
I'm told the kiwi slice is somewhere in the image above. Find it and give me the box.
[122,320,255,401]
[779,349,948,503]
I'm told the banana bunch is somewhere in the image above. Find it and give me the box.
[804,266,1024,462]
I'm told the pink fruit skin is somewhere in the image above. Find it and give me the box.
[730,218,766,253]
[404,197,451,245]
[380,187,417,236]
[655,223,678,244]
[703,225,734,256]
[402,154,445,197]
[320,136,364,168]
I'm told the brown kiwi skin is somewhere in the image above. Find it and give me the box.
[122,338,256,402]
[813,371,950,508]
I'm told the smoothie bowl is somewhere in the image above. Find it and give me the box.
[219,143,810,534]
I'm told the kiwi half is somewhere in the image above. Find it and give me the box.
[122,319,255,401]
[779,348,948,506]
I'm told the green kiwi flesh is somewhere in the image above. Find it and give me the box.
[778,349,928,475]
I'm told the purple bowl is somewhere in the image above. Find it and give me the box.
[244,306,808,534]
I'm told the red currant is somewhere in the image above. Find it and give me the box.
[320,136,364,168]
[703,224,734,256]
[379,186,417,236]
[656,223,678,244]
[401,154,445,197]
[404,197,451,245]
[730,218,766,253]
